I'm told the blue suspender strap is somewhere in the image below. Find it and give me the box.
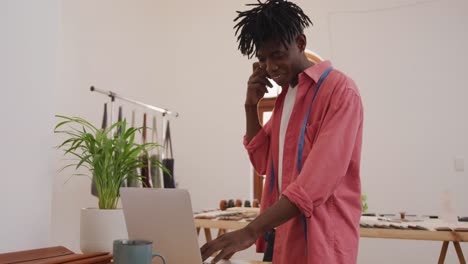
[297,66,333,254]
[301,214,308,254]
[269,158,275,193]
[297,66,333,173]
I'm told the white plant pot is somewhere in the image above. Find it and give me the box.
[80,208,128,253]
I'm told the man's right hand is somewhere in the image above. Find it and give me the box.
[245,62,273,106]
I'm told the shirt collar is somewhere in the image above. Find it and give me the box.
[300,60,332,83]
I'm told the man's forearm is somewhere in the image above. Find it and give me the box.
[245,104,262,143]
[246,196,301,237]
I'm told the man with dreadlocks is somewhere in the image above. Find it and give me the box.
[201,0,363,263]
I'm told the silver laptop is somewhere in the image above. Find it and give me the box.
[120,188,252,264]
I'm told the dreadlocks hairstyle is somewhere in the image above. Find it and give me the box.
[234,0,313,58]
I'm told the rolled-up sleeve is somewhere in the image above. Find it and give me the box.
[243,121,272,175]
[282,88,363,218]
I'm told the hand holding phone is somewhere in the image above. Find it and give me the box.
[245,62,273,106]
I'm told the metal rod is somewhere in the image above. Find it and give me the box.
[90,86,179,117]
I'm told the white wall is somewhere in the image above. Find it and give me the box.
[51,0,468,263]
[0,0,59,253]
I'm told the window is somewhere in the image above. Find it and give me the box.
[252,50,323,202]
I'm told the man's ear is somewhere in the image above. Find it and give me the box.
[296,34,307,52]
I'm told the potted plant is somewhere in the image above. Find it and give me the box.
[54,115,166,253]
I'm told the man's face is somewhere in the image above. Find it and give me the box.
[256,38,302,87]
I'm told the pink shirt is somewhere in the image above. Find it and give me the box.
[244,61,363,264]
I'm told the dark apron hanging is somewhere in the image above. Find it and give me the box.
[116,106,126,188]
[150,116,162,188]
[139,113,151,188]
[116,106,123,136]
[127,110,141,187]
[91,103,108,197]
[162,121,175,188]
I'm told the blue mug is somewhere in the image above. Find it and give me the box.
[113,239,166,264]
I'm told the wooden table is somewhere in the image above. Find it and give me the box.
[0,246,269,264]
[195,218,467,264]
[0,246,112,264]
